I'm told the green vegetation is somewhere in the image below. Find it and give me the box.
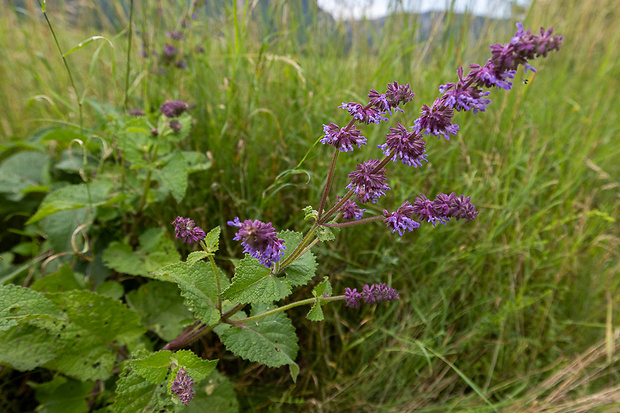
[0,0,618,411]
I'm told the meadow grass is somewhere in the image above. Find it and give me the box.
[0,0,618,411]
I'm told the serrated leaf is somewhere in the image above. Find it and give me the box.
[218,304,298,373]
[313,277,333,297]
[222,256,291,303]
[96,281,125,300]
[27,180,113,224]
[157,150,188,203]
[302,205,318,220]
[186,370,239,413]
[172,349,217,382]
[126,281,193,341]
[306,302,324,322]
[103,228,180,277]
[113,362,176,413]
[317,225,336,242]
[187,251,210,265]
[32,375,95,413]
[0,323,61,370]
[0,284,64,331]
[132,351,173,383]
[154,262,228,326]
[279,230,318,287]
[204,226,221,253]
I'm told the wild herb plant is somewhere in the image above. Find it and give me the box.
[0,9,563,409]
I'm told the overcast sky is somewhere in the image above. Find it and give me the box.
[316,0,531,19]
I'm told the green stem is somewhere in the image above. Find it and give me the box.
[277,222,318,272]
[231,296,344,324]
[207,252,222,311]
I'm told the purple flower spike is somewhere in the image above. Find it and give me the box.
[339,102,388,124]
[412,193,478,227]
[171,216,206,244]
[338,196,366,220]
[385,81,415,108]
[439,67,492,113]
[166,31,185,40]
[344,287,362,308]
[227,218,286,267]
[413,100,460,140]
[321,123,368,152]
[161,100,189,118]
[346,159,391,204]
[345,283,399,308]
[171,367,195,406]
[383,201,420,236]
[379,122,428,167]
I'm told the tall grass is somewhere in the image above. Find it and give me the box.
[1,0,618,411]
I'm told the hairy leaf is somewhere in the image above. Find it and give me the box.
[218,304,299,374]
[279,230,318,287]
[222,256,291,303]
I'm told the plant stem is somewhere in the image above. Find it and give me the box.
[231,296,344,324]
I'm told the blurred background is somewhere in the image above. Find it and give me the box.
[1,0,618,411]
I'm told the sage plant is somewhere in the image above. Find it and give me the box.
[152,22,563,406]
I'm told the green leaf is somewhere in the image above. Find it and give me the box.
[155,261,228,326]
[222,256,291,303]
[32,376,94,413]
[317,225,336,242]
[303,205,318,220]
[279,230,318,287]
[204,226,221,253]
[27,180,113,224]
[0,284,64,331]
[218,304,299,374]
[126,281,193,341]
[41,208,91,253]
[31,264,87,293]
[132,351,173,384]
[63,36,113,56]
[112,362,176,413]
[184,370,239,413]
[0,323,60,370]
[162,113,192,142]
[171,349,217,382]
[187,251,210,265]
[103,228,180,277]
[96,280,125,300]
[157,150,188,203]
[180,151,212,174]
[0,151,50,201]
[307,278,332,321]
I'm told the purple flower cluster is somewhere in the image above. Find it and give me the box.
[412,193,479,227]
[321,123,367,152]
[346,159,391,204]
[383,201,420,236]
[338,81,415,125]
[171,216,206,244]
[337,196,366,220]
[344,283,400,308]
[412,22,563,142]
[160,100,189,118]
[171,367,195,406]
[228,218,286,267]
[379,122,428,167]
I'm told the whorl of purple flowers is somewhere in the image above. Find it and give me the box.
[171,367,195,406]
[383,200,420,236]
[346,159,391,204]
[412,193,479,227]
[413,100,460,140]
[160,100,189,118]
[338,81,415,125]
[344,283,400,308]
[171,216,206,244]
[338,196,366,220]
[321,123,367,152]
[379,122,428,167]
[227,218,286,267]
